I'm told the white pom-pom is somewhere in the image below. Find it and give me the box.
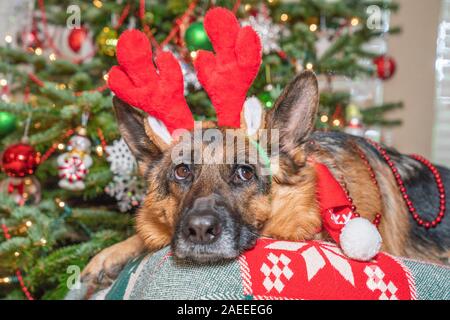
[340,217,382,261]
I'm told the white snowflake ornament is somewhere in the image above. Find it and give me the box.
[315,29,337,60]
[181,59,202,94]
[105,138,136,176]
[105,138,145,212]
[241,12,282,54]
[105,174,145,212]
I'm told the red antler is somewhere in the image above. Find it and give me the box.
[108,30,194,133]
[194,7,262,128]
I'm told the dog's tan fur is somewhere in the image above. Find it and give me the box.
[263,163,320,241]
[136,193,177,251]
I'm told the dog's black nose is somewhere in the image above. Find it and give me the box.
[183,214,221,244]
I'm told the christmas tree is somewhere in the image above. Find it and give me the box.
[0,0,402,299]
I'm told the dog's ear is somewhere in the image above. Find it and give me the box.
[266,71,318,152]
[113,96,171,171]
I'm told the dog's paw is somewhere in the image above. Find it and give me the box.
[80,236,145,299]
[81,246,125,285]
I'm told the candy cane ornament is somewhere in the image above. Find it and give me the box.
[57,132,92,191]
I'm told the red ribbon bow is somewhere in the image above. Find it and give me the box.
[8,180,25,195]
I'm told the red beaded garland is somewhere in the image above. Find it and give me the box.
[337,143,384,227]
[368,140,446,229]
[354,144,384,226]
[1,223,34,300]
[40,128,75,163]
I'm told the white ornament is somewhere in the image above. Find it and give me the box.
[105,138,145,212]
[67,134,92,152]
[105,138,136,176]
[105,175,145,212]
[315,35,332,60]
[340,217,382,261]
[241,12,282,54]
[57,134,93,191]
[315,29,337,60]
[181,59,202,94]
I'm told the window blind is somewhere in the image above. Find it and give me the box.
[433,0,450,166]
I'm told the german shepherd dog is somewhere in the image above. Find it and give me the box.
[81,9,450,291]
[81,70,450,290]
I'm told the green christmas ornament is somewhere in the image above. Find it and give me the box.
[96,27,118,57]
[184,22,213,51]
[143,12,155,25]
[258,92,274,108]
[0,111,17,136]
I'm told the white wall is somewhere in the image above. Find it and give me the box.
[384,0,441,158]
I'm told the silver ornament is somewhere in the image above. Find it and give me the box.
[105,138,145,212]
[241,12,282,54]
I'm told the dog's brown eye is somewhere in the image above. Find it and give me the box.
[174,164,191,180]
[237,166,254,181]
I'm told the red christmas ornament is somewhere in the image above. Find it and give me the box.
[1,143,40,177]
[68,27,88,53]
[21,19,43,49]
[22,30,39,48]
[374,55,396,80]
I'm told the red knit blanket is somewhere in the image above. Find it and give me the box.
[239,238,416,300]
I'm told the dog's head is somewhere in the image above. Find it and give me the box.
[113,70,318,262]
[109,8,318,262]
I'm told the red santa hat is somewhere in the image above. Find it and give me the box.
[315,162,382,261]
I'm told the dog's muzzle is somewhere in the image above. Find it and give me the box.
[172,194,257,263]
[182,210,222,245]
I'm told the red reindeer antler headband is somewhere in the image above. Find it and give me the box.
[108,7,262,134]
[108,29,194,133]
